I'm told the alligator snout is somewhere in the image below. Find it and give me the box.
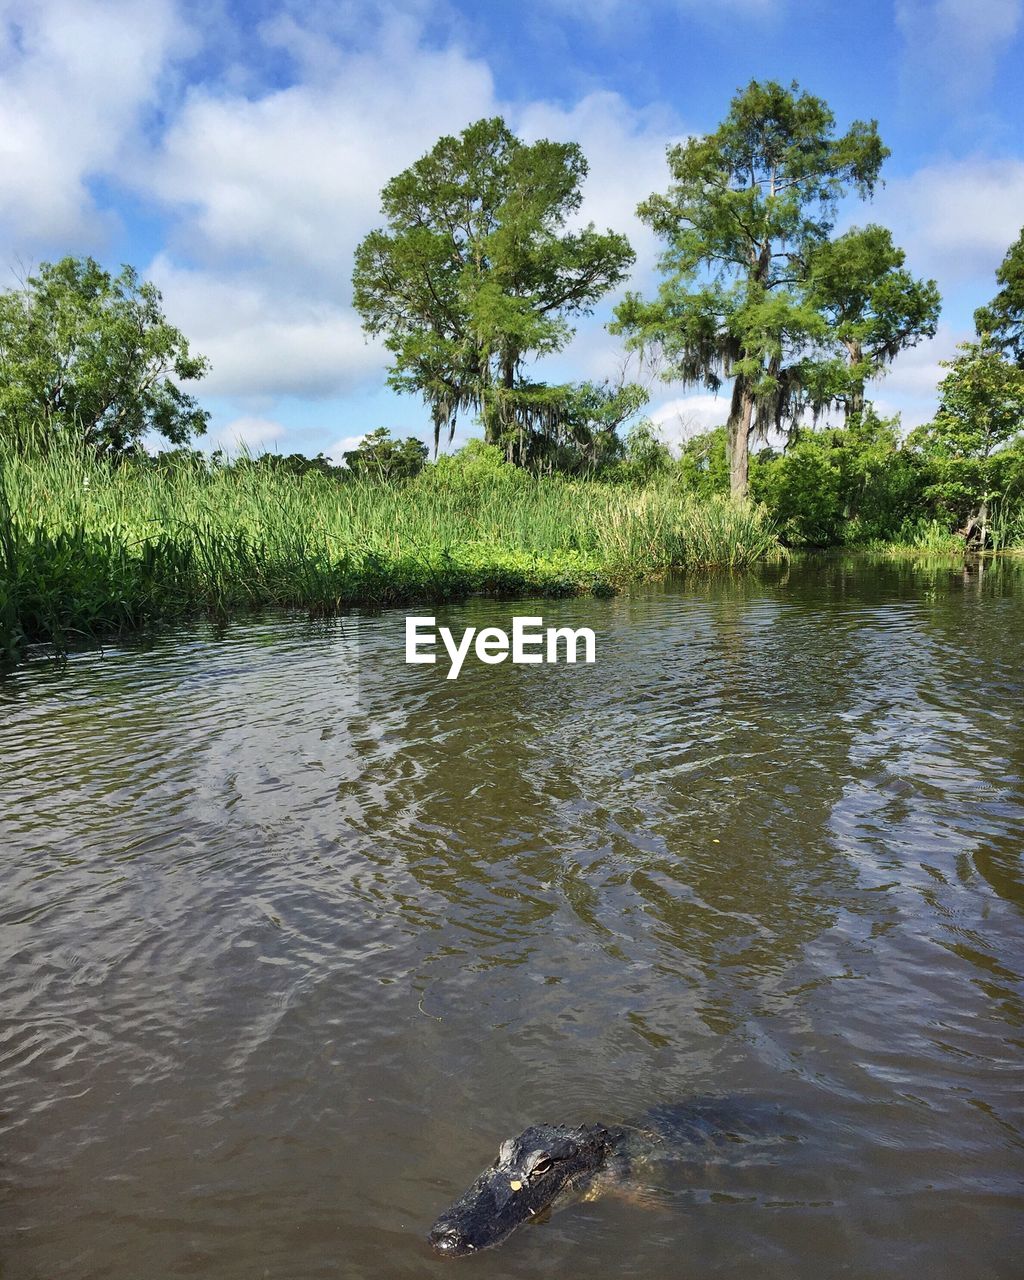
[428,1221,477,1256]
[427,1123,612,1256]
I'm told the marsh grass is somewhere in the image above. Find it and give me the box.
[868,505,1024,557]
[0,443,783,660]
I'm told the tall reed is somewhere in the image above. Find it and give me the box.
[0,443,783,660]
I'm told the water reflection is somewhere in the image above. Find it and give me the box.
[1,557,1022,1279]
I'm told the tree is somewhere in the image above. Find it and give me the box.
[343,428,428,481]
[352,117,635,461]
[804,225,940,421]
[612,80,888,498]
[233,450,344,480]
[503,378,649,473]
[618,418,672,483]
[0,257,209,454]
[751,411,922,545]
[678,426,731,498]
[911,338,1024,544]
[974,227,1024,366]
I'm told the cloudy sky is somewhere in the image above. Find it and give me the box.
[2,0,1022,458]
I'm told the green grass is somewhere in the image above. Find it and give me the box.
[866,504,1024,557]
[0,445,783,662]
[865,518,967,556]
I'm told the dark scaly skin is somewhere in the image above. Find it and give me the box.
[428,1097,771,1257]
[428,1123,622,1256]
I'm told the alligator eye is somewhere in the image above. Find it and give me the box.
[530,1157,554,1176]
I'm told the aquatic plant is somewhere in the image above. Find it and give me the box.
[0,441,783,661]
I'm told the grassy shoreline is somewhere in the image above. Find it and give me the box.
[0,448,783,664]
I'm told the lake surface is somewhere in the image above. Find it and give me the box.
[1,557,1022,1279]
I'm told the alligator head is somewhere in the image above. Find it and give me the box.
[428,1122,615,1257]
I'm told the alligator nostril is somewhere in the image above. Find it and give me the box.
[429,1226,462,1252]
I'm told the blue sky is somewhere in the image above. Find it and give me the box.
[2,0,1023,458]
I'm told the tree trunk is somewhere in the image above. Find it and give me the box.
[482,407,500,447]
[480,350,518,450]
[844,339,864,425]
[727,377,754,499]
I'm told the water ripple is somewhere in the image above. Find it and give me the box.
[1,564,1022,1278]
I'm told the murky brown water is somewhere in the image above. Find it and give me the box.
[1,558,1022,1279]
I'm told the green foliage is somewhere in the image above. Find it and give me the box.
[0,257,209,455]
[749,412,926,545]
[975,226,1024,366]
[559,380,650,473]
[427,438,532,488]
[660,393,1024,549]
[873,519,966,555]
[677,427,731,498]
[989,438,1024,518]
[237,451,344,479]
[909,339,1024,535]
[614,419,673,484]
[753,433,846,545]
[0,439,784,661]
[612,79,892,498]
[489,378,650,474]
[667,412,945,546]
[145,446,213,472]
[352,117,634,460]
[921,339,1024,460]
[343,428,428,481]
[836,415,925,542]
[804,225,940,418]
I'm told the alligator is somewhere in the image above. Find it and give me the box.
[428,1096,782,1257]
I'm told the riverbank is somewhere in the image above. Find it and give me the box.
[0,448,782,663]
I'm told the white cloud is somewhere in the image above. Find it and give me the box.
[129,13,504,402]
[872,325,960,396]
[896,0,1022,101]
[138,25,686,407]
[649,393,731,447]
[327,433,366,464]
[864,323,970,429]
[466,91,685,390]
[870,157,1024,282]
[211,416,286,452]
[145,18,496,288]
[5,0,1012,448]
[148,256,386,398]
[550,320,647,387]
[516,90,683,281]
[0,0,188,244]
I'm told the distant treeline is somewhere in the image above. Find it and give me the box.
[2,77,1023,643]
[145,414,1024,552]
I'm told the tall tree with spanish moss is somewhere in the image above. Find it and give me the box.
[352,117,635,462]
[612,80,889,498]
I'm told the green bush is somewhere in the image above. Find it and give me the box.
[0,438,783,661]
